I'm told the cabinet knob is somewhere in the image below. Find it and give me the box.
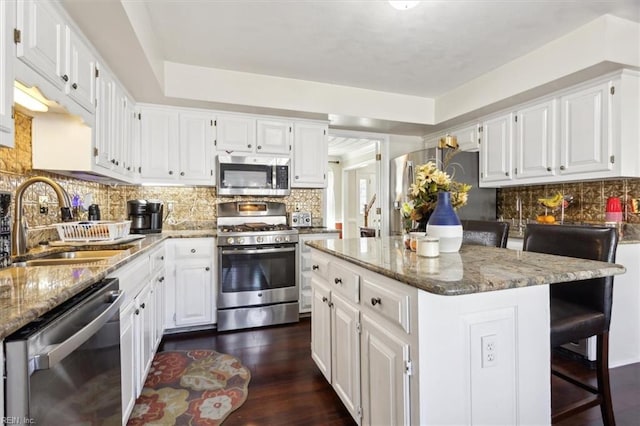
[62,74,69,82]
[111,159,116,164]
[127,166,131,171]
[72,83,78,90]
[180,171,185,176]
[334,277,342,284]
[328,302,334,308]
[169,170,174,175]
[158,276,165,282]
[371,297,382,306]
[247,144,252,148]
[505,172,509,176]
[295,175,299,179]
[257,145,262,150]
[191,248,196,253]
[135,309,140,315]
[205,266,210,271]
[322,296,328,303]
[160,256,164,260]
[140,303,146,309]
[547,167,552,172]
[115,161,119,166]
[312,265,319,270]
[560,165,566,170]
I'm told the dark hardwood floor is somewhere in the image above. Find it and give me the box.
[161,318,640,426]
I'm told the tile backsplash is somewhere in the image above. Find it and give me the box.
[1,112,323,248]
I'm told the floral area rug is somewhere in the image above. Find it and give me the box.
[127,350,251,426]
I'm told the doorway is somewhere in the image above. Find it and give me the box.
[325,131,385,239]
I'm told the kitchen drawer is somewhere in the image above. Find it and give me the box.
[310,254,330,280]
[149,245,165,274]
[361,276,412,334]
[174,239,214,259]
[328,261,360,304]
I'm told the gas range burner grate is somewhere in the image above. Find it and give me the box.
[218,223,293,233]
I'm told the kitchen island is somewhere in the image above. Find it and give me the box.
[306,237,626,426]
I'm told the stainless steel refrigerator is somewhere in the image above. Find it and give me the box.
[389,148,497,235]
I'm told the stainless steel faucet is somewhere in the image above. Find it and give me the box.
[12,176,72,256]
[516,196,525,235]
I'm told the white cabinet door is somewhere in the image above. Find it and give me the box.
[153,270,166,350]
[480,113,513,185]
[0,0,15,147]
[136,283,154,394]
[139,106,179,180]
[311,276,332,382]
[331,291,361,422]
[215,114,255,153]
[179,111,215,184]
[256,119,291,154]
[361,312,411,426]
[121,94,137,177]
[292,122,328,188]
[94,65,116,169]
[174,260,213,327]
[559,81,614,176]
[16,0,66,91]
[450,123,480,151]
[120,301,137,424]
[514,100,555,180]
[65,27,96,113]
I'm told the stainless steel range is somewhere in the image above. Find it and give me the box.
[217,201,299,331]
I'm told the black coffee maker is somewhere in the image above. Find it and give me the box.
[127,199,164,234]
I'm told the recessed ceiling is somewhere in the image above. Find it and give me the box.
[61,0,640,135]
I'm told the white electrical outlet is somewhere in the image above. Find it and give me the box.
[481,334,497,368]
[167,202,174,212]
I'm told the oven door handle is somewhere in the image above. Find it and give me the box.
[31,290,124,372]
[221,247,296,255]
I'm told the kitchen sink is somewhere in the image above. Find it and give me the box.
[12,249,128,267]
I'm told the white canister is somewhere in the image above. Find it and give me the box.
[417,237,440,257]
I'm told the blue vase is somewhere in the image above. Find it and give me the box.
[426,191,463,252]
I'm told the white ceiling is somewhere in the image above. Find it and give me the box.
[61,0,640,135]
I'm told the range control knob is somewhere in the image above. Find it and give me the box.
[237,237,245,244]
[226,237,235,245]
[275,236,283,243]
[284,236,290,242]
[256,236,264,243]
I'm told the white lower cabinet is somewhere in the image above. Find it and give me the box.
[110,242,165,425]
[298,232,339,313]
[164,238,216,331]
[310,250,416,425]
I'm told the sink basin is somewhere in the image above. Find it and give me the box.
[12,249,127,267]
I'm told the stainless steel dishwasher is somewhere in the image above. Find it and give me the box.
[4,278,123,424]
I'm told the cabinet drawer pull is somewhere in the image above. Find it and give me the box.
[169,170,173,175]
[247,144,252,148]
[334,277,342,284]
[158,276,165,282]
[205,267,210,271]
[135,309,140,315]
[312,265,319,270]
[159,256,164,261]
[72,83,78,90]
[371,297,382,306]
[328,302,334,308]
[191,248,196,253]
[62,74,69,82]
[140,303,146,309]
[547,167,552,172]
[257,145,262,150]
[322,296,328,303]
[560,165,566,170]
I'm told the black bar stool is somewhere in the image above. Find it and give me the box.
[461,220,510,248]
[523,224,619,425]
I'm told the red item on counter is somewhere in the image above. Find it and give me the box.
[606,197,622,213]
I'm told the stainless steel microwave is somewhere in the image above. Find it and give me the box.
[217,155,290,196]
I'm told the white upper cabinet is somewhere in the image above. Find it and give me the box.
[292,121,328,188]
[16,0,66,91]
[65,26,96,113]
[559,80,613,176]
[139,106,180,181]
[514,99,556,181]
[94,64,115,170]
[215,114,256,153]
[16,1,96,115]
[0,0,15,147]
[179,111,215,184]
[449,123,480,152]
[480,113,513,185]
[256,119,292,154]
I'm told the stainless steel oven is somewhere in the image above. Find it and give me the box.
[217,201,299,331]
[4,278,123,424]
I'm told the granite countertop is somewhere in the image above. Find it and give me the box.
[306,237,626,296]
[297,227,340,234]
[0,230,216,340]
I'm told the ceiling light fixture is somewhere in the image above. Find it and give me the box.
[13,82,48,112]
[388,1,420,11]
